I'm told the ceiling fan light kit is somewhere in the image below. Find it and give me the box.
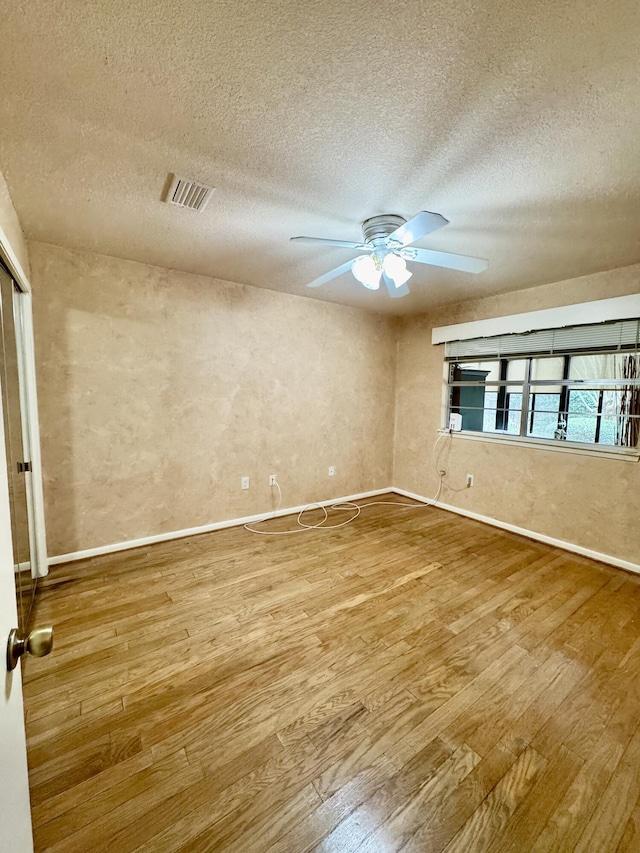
[291,211,489,298]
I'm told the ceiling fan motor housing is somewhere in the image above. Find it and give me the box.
[362,214,406,247]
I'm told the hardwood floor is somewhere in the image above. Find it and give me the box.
[23,494,640,852]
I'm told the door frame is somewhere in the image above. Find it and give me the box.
[0,223,48,578]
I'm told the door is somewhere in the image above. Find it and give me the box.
[0,264,42,852]
[0,444,33,851]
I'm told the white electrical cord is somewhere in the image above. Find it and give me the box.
[243,431,464,537]
[432,430,470,493]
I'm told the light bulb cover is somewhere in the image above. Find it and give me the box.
[391,267,413,287]
[383,252,413,287]
[352,255,381,290]
[382,253,405,276]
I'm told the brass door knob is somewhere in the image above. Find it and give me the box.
[6,626,53,671]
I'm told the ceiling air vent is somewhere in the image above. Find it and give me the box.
[164,174,215,212]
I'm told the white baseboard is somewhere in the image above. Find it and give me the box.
[47,488,393,566]
[48,484,639,577]
[391,487,640,576]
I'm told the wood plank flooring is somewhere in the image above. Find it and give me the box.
[23,494,640,852]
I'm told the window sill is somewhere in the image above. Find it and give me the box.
[438,429,640,462]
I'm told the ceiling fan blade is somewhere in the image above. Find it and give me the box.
[407,247,488,273]
[306,260,355,289]
[291,236,370,251]
[383,272,410,299]
[387,211,449,248]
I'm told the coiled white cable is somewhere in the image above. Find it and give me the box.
[243,432,460,536]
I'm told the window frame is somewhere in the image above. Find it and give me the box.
[446,348,640,457]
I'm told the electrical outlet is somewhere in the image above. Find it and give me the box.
[466,474,474,488]
[328,466,335,476]
[241,476,250,490]
[269,474,277,486]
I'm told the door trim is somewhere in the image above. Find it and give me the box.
[0,221,30,294]
[12,292,47,577]
[0,234,48,578]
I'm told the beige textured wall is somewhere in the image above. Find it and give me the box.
[0,172,30,278]
[394,263,640,565]
[30,242,397,556]
[28,237,640,564]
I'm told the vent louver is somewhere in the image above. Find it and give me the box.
[165,174,215,212]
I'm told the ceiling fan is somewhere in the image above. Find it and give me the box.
[291,211,488,298]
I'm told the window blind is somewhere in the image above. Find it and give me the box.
[444,318,640,361]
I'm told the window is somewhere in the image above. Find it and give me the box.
[446,319,640,450]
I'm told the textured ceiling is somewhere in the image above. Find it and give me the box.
[0,0,638,315]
